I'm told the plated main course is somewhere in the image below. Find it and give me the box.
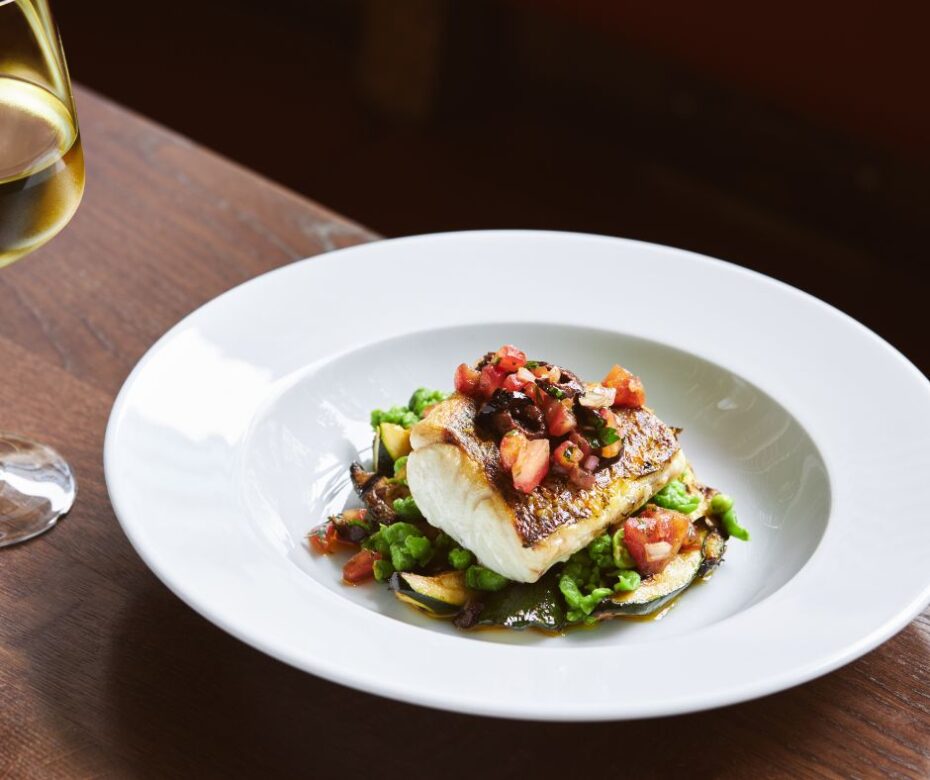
[309,345,749,632]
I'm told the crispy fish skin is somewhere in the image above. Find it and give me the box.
[407,393,685,582]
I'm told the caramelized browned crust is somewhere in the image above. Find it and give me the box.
[413,393,681,546]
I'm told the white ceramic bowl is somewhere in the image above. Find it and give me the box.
[105,231,930,720]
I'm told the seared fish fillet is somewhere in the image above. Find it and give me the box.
[407,393,686,583]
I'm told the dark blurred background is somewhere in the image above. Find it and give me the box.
[55,0,928,343]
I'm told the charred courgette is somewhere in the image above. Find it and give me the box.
[596,526,726,618]
[697,527,726,578]
[389,570,470,616]
[386,527,726,626]
[373,422,411,475]
[475,571,566,631]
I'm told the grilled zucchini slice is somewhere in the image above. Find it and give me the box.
[697,527,726,578]
[596,527,726,618]
[476,571,566,631]
[389,570,469,616]
[373,422,412,475]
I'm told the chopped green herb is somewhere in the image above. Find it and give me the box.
[591,414,621,446]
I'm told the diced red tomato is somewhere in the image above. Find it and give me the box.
[512,438,550,493]
[342,549,381,583]
[499,429,528,471]
[616,376,646,408]
[309,521,339,555]
[454,363,481,396]
[553,440,584,469]
[623,506,692,575]
[478,364,508,399]
[502,372,525,392]
[545,400,577,436]
[603,364,646,408]
[495,345,527,373]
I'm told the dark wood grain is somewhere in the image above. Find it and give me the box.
[0,86,927,780]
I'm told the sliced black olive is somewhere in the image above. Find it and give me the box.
[536,378,583,402]
[476,390,528,429]
[453,600,484,629]
[475,351,497,370]
[492,410,518,435]
[514,403,545,436]
[556,367,585,396]
[332,515,370,544]
[476,390,546,439]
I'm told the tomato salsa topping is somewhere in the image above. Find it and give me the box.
[455,345,646,494]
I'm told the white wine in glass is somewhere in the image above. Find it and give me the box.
[0,0,83,545]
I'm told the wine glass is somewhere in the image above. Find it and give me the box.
[0,0,83,546]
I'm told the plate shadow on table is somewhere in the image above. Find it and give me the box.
[28,572,929,778]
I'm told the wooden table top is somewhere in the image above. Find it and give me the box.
[1,86,927,779]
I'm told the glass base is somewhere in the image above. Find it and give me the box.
[0,433,76,547]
